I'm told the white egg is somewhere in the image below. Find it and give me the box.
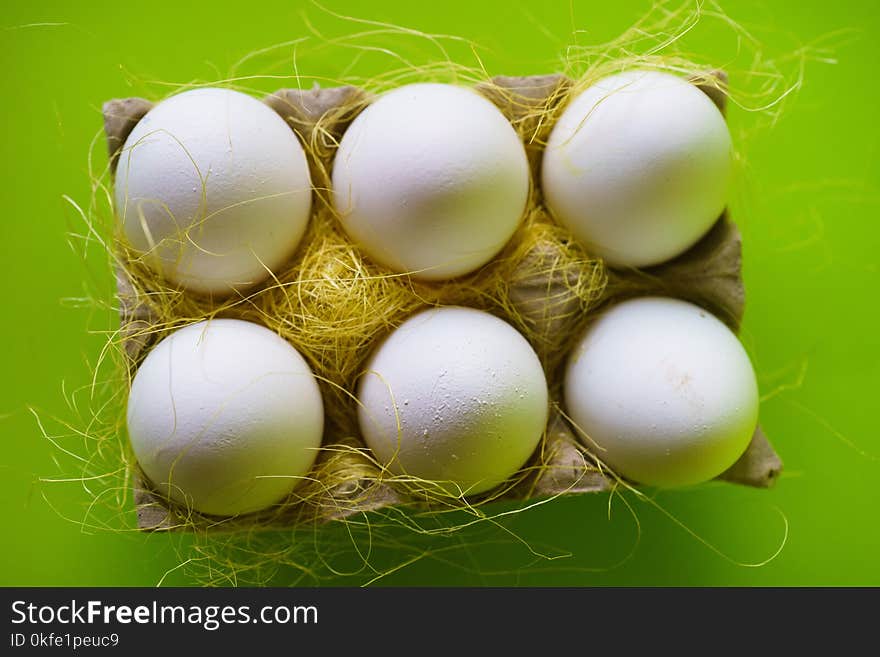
[332,83,530,280]
[126,319,324,516]
[115,88,312,295]
[542,70,733,267]
[564,297,758,487]
[358,306,548,495]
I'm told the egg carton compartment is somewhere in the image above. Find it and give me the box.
[102,71,782,532]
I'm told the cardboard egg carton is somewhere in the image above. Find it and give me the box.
[102,71,782,531]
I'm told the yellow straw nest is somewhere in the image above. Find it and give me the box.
[102,67,782,538]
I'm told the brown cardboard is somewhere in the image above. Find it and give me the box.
[105,72,782,531]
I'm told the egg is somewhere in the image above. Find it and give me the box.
[358,306,548,495]
[564,297,758,487]
[115,87,312,295]
[332,83,530,280]
[542,70,733,267]
[126,319,324,516]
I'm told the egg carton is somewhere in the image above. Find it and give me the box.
[102,70,783,532]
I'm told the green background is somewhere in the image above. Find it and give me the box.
[2,0,878,586]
